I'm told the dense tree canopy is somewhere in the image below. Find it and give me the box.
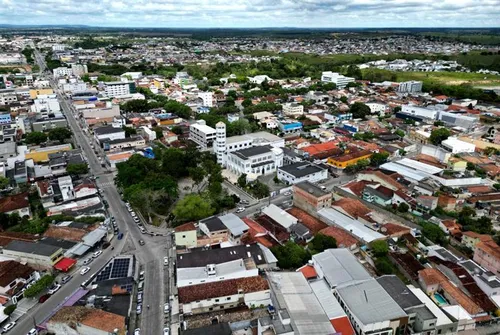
[25,131,47,145]
[48,128,72,143]
[429,128,451,145]
[271,242,310,269]
[349,102,371,120]
[172,194,215,222]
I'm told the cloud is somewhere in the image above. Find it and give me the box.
[1,0,499,27]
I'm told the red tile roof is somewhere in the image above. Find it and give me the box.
[49,307,126,334]
[44,226,88,242]
[241,217,279,248]
[381,223,410,237]
[0,260,34,288]
[476,240,500,261]
[287,207,327,234]
[331,316,355,335]
[178,276,269,304]
[0,192,29,214]
[331,198,371,220]
[343,180,377,197]
[175,222,197,232]
[297,264,317,279]
[0,231,38,247]
[319,226,359,248]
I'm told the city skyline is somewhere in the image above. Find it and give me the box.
[1,0,499,28]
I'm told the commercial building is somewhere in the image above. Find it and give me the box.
[62,82,87,93]
[398,81,423,93]
[47,306,126,335]
[102,81,136,98]
[282,103,304,117]
[189,120,216,148]
[32,117,68,132]
[0,93,17,105]
[226,145,283,177]
[438,111,478,130]
[401,104,439,120]
[53,67,73,79]
[71,64,88,76]
[293,181,332,212]
[277,119,302,134]
[321,71,355,89]
[327,150,372,169]
[31,94,61,116]
[198,91,214,107]
[93,126,126,144]
[277,161,328,184]
[441,137,476,154]
[3,240,64,269]
[25,144,72,163]
[29,88,54,99]
[103,135,146,152]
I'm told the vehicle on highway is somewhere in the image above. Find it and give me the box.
[164,257,169,266]
[48,284,61,295]
[27,328,38,335]
[118,232,124,240]
[139,240,145,246]
[83,258,93,265]
[235,207,245,213]
[38,294,50,303]
[136,303,142,315]
[80,267,90,275]
[134,328,140,335]
[2,322,15,333]
[61,275,72,284]
[164,303,170,313]
[163,327,170,335]
[103,199,109,208]
[93,250,102,258]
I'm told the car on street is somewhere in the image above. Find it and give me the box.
[137,292,143,303]
[163,328,170,335]
[164,303,170,313]
[284,191,292,196]
[83,258,93,265]
[164,257,169,266]
[139,271,145,281]
[239,199,249,205]
[2,322,15,333]
[93,250,102,258]
[139,240,145,246]
[139,227,146,234]
[118,232,124,240]
[61,275,72,284]
[27,328,38,335]
[134,329,141,335]
[38,294,50,303]
[235,207,245,213]
[48,284,61,295]
[131,211,137,218]
[111,216,116,222]
[136,304,142,315]
[80,267,90,275]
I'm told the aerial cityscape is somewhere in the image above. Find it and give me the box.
[0,3,500,335]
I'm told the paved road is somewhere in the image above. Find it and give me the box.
[12,49,171,335]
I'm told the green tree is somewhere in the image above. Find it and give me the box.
[466,162,476,171]
[429,128,451,145]
[493,183,500,191]
[122,126,137,138]
[309,234,337,254]
[173,194,215,222]
[66,163,89,176]
[237,174,247,188]
[394,129,405,138]
[48,127,72,144]
[24,274,55,298]
[421,222,448,246]
[3,304,16,316]
[370,152,389,167]
[242,99,253,107]
[188,166,206,190]
[375,258,394,275]
[370,240,389,257]
[340,96,348,104]
[273,175,281,184]
[171,126,183,135]
[250,181,270,199]
[397,202,410,213]
[349,102,371,120]
[271,241,310,269]
[25,131,47,145]
[0,176,10,189]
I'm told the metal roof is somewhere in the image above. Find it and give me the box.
[263,204,298,229]
[380,162,429,181]
[409,285,453,326]
[219,213,249,237]
[312,248,371,288]
[337,279,407,326]
[82,227,107,247]
[310,279,346,319]
[396,158,443,175]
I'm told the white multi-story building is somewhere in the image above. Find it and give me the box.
[93,125,126,144]
[52,44,66,52]
[401,104,439,120]
[441,137,476,154]
[103,81,131,98]
[189,120,216,149]
[277,161,328,184]
[71,64,88,77]
[282,103,304,117]
[0,93,17,105]
[62,82,87,93]
[398,81,423,93]
[198,91,214,108]
[214,122,226,164]
[366,103,388,115]
[226,145,283,177]
[321,71,355,89]
[31,94,61,115]
[53,67,72,79]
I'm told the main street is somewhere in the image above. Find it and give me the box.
[13,48,170,335]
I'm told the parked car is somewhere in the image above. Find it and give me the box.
[139,271,145,281]
[118,232,124,240]
[134,328,141,335]
[139,240,145,246]
[2,322,16,333]
[239,199,249,205]
[164,303,170,313]
[235,207,245,213]
[163,328,169,335]
[61,275,72,284]
[102,242,111,249]
[93,250,102,258]
[27,328,38,335]
[136,304,142,315]
[139,227,146,234]
[283,191,292,196]
[80,267,90,275]
[83,258,93,265]
[164,257,169,266]
[48,284,61,295]
[137,292,143,303]
[38,294,50,303]
[134,217,141,224]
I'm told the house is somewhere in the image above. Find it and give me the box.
[292,181,332,213]
[93,125,125,145]
[181,323,232,335]
[0,192,30,217]
[462,231,494,250]
[178,276,270,315]
[199,216,229,242]
[218,213,249,245]
[362,185,394,206]
[473,240,500,275]
[262,204,298,231]
[47,306,126,335]
[0,260,37,296]
[3,240,64,269]
[416,195,438,212]
[327,150,372,169]
[277,161,328,184]
[174,222,197,249]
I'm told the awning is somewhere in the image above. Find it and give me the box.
[54,257,77,272]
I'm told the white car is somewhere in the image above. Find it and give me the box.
[131,212,137,218]
[2,322,15,333]
[80,267,90,275]
[48,284,61,295]
[163,328,169,335]
[235,207,245,213]
[134,329,141,335]
[284,191,292,196]
[27,328,38,335]
[164,257,169,266]
[93,250,102,258]
[164,303,170,313]
[127,207,133,212]
[134,217,140,223]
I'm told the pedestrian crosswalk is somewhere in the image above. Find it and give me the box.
[98,181,115,188]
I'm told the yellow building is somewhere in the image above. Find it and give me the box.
[29,88,54,99]
[447,157,467,172]
[174,222,197,248]
[153,78,165,89]
[25,144,72,163]
[327,150,372,169]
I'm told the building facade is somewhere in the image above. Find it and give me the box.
[321,72,355,89]
[226,145,283,177]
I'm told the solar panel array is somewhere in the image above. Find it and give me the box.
[95,257,131,282]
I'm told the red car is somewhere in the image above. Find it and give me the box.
[38,294,50,303]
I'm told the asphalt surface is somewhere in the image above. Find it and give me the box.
[11,49,170,335]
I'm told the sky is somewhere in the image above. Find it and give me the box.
[1,0,499,28]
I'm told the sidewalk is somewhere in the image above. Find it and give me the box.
[10,297,38,322]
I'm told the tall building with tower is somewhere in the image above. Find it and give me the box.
[215,121,226,164]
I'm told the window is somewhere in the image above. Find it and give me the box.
[209,307,213,311]
[226,297,231,301]
[437,330,441,335]
[220,306,224,309]
[215,299,219,302]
